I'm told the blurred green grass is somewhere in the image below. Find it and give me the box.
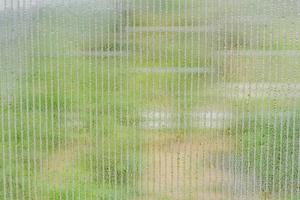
[231,113,300,199]
[1,0,300,199]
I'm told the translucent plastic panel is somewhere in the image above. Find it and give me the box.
[1,0,299,199]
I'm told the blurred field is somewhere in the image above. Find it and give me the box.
[1,0,300,199]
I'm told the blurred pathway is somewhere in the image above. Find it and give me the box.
[139,134,259,200]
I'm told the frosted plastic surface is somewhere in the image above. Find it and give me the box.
[1,0,300,199]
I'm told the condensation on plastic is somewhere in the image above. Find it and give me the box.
[1,0,300,199]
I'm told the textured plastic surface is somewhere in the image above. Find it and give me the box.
[1,0,300,199]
